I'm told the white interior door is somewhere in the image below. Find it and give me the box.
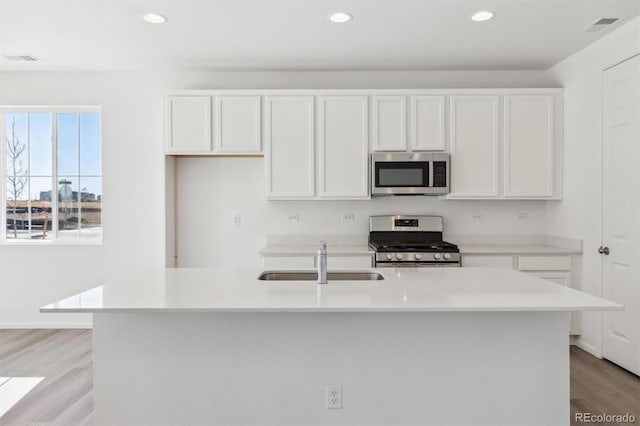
[602,55,640,376]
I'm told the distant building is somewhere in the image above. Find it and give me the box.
[39,189,99,202]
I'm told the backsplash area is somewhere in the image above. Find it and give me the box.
[175,157,548,267]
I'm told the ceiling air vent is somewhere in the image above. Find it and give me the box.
[584,17,621,32]
[3,55,39,61]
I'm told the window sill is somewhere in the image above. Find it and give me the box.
[0,239,102,246]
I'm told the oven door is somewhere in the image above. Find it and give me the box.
[372,161,430,195]
[375,262,461,268]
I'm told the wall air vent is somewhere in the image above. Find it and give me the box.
[583,17,621,32]
[3,55,39,61]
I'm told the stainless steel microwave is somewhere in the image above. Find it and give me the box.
[371,152,450,196]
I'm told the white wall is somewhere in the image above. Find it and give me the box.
[544,17,640,356]
[0,69,554,327]
[175,157,548,267]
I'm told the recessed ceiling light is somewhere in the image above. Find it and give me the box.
[328,12,353,23]
[143,13,167,24]
[471,11,494,22]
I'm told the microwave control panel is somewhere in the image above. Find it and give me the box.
[433,161,447,187]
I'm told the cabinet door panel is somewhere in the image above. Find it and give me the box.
[449,96,500,197]
[529,272,581,335]
[266,96,315,199]
[462,255,514,268]
[411,96,445,151]
[215,96,261,152]
[327,256,374,269]
[262,256,315,270]
[166,96,212,153]
[372,96,406,151]
[504,95,554,197]
[319,96,369,199]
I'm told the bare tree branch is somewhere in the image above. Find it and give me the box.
[5,117,28,238]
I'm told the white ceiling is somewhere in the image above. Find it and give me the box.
[0,0,638,72]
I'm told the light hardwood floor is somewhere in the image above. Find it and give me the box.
[1,330,638,425]
[0,330,92,426]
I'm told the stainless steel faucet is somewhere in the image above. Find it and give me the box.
[317,241,327,284]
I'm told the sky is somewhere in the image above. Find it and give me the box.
[4,111,102,201]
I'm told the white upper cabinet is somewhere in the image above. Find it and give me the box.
[410,95,446,151]
[166,96,212,153]
[503,95,554,198]
[265,96,315,199]
[448,95,500,197]
[318,96,369,199]
[372,96,406,151]
[215,96,261,153]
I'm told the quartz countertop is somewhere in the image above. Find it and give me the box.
[458,244,581,255]
[259,244,374,256]
[41,267,620,313]
[260,241,581,257]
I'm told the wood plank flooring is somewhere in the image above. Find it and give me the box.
[0,330,92,426]
[1,330,638,425]
[570,346,640,426]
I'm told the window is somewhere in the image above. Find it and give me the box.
[1,108,102,242]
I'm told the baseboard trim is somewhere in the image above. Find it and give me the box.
[0,322,92,329]
[575,339,602,358]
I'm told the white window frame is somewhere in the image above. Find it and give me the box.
[0,106,102,245]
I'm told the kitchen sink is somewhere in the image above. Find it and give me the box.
[258,271,385,281]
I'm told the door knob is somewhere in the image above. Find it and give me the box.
[598,246,610,255]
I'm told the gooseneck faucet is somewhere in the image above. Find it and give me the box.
[317,241,327,284]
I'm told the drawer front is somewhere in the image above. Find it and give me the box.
[328,256,373,270]
[262,256,315,270]
[462,255,514,268]
[517,256,571,271]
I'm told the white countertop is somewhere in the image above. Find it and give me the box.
[259,244,374,256]
[41,267,620,313]
[458,244,580,255]
[260,243,580,256]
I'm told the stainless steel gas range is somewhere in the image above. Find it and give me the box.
[368,215,460,267]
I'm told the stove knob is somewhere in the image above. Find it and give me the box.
[396,253,404,260]
[386,254,393,260]
[415,254,423,260]
[444,253,452,260]
[433,253,442,260]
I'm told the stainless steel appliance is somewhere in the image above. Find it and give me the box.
[369,215,460,267]
[371,152,449,196]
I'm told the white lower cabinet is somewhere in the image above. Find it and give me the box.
[518,255,580,336]
[461,255,514,268]
[263,256,315,270]
[262,255,373,270]
[462,253,581,336]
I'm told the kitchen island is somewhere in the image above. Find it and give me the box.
[42,267,621,426]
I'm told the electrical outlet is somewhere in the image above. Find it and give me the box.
[342,213,355,222]
[517,212,529,222]
[287,213,299,223]
[472,214,483,222]
[232,214,241,227]
[326,384,342,409]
